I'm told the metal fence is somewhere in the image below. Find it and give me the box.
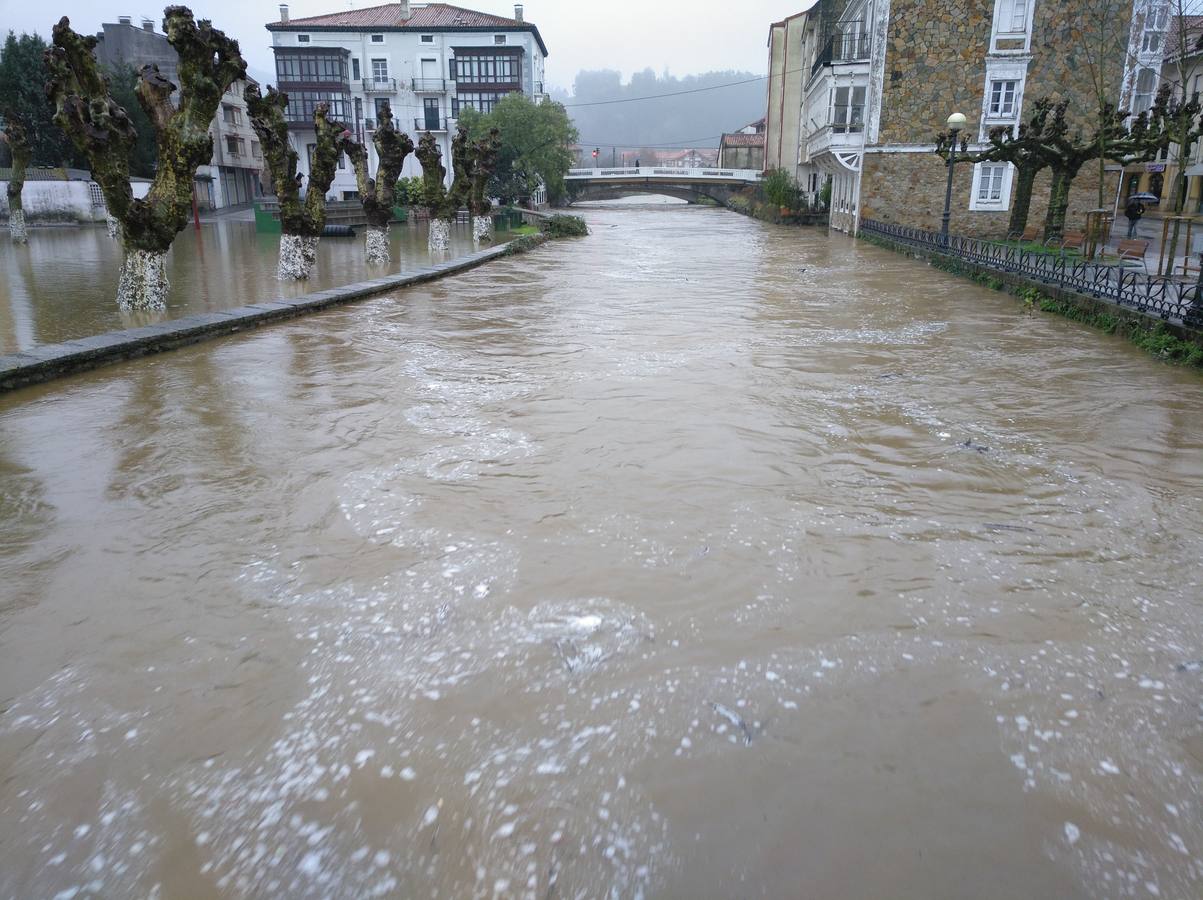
[859,219,1203,326]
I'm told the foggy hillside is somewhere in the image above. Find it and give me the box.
[550,69,767,151]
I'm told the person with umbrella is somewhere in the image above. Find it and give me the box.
[1125,195,1147,238]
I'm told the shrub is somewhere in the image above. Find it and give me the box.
[762,168,801,211]
[538,214,589,238]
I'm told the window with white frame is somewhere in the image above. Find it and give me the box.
[1133,67,1157,114]
[995,0,1028,35]
[831,85,866,133]
[370,34,384,43]
[371,58,389,82]
[420,34,434,43]
[971,162,1011,210]
[1141,7,1168,53]
[494,34,507,44]
[297,34,310,43]
[988,79,1017,117]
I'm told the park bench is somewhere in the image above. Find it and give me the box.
[1006,224,1040,244]
[1051,230,1085,255]
[1114,239,1149,273]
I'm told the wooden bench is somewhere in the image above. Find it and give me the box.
[1114,238,1149,273]
[1006,224,1040,244]
[1051,230,1085,254]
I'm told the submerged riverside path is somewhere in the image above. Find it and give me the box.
[2,200,1203,898]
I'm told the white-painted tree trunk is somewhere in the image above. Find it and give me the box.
[9,209,28,244]
[428,218,450,252]
[472,215,493,244]
[278,233,319,280]
[105,215,120,239]
[116,248,169,310]
[365,225,390,266]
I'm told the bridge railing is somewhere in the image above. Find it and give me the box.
[566,167,763,181]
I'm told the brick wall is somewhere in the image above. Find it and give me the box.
[860,152,1120,239]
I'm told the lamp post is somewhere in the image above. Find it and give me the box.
[940,111,968,247]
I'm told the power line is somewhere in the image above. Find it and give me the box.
[562,74,769,108]
[558,61,825,109]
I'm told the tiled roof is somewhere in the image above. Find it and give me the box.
[268,3,548,54]
[271,3,520,30]
[720,132,765,147]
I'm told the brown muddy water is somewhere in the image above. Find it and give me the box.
[1,199,1202,899]
[0,219,499,352]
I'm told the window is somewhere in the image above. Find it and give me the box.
[351,58,360,80]
[977,164,1006,202]
[222,104,241,125]
[452,53,519,85]
[281,91,350,123]
[452,90,508,115]
[370,33,384,43]
[988,79,1017,117]
[225,135,243,156]
[1141,8,1168,53]
[275,53,348,84]
[494,34,507,44]
[1133,67,1157,115]
[421,34,434,43]
[297,34,310,43]
[831,85,866,133]
[995,0,1027,34]
[252,141,262,159]
[374,97,390,119]
[371,59,389,82]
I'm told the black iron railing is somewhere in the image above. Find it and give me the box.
[859,218,1203,326]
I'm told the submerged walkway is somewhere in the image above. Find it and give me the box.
[0,240,524,393]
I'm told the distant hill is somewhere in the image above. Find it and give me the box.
[551,69,766,151]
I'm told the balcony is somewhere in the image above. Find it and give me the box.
[414,116,451,132]
[806,121,865,159]
[810,30,871,77]
[362,78,397,94]
[412,77,450,92]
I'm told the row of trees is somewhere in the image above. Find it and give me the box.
[2,8,560,308]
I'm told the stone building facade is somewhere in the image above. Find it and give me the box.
[798,0,1169,237]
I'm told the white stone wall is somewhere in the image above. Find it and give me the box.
[0,181,151,225]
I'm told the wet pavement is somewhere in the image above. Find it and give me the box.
[1,199,1202,899]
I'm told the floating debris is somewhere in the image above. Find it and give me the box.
[711,702,754,746]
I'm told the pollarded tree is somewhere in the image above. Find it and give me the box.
[246,85,353,279]
[469,127,502,242]
[1,114,30,243]
[415,131,454,251]
[345,103,414,266]
[45,9,246,309]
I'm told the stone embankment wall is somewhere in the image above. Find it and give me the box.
[864,0,1132,239]
[0,181,152,225]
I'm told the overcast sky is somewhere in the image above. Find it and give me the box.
[0,0,811,89]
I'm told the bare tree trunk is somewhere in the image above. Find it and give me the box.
[3,118,30,244]
[1008,162,1039,237]
[105,214,120,240]
[1043,168,1073,244]
[416,132,451,252]
[469,127,502,244]
[46,10,247,308]
[246,86,350,280]
[345,104,413,267]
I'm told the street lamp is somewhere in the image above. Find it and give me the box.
[940,111,968,246]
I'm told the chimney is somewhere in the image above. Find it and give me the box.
[118,16,132,25]
[141,18,154,31]
[279,3,289,23]
[514,3,524,22]
[399,0,411,17]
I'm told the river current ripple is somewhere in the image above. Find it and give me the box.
[2,200,1202,899]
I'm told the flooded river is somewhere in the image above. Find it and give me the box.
[0,219,499,353]
[2,200,1202,899]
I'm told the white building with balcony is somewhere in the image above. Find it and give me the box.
[266,1,549,197]
[798,0,877,230]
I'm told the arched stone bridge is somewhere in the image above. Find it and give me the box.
[565,167,763,205]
